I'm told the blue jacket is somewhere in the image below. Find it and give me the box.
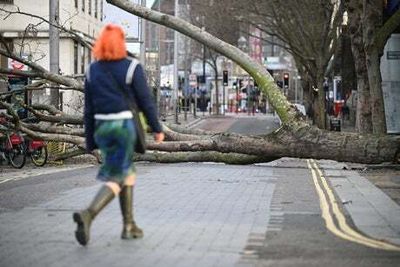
[84,58,162,152]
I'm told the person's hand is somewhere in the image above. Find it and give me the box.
[154,132,165,144]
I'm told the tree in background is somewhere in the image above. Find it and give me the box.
[228,0,344,130]
[345,0,400,134]
[188,0,239,115]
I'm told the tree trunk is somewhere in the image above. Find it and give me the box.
[349,26,373,133]
[147,125,400,164]
[365,49,386,134]
[316,74,326,129]
[135,151,278,165]
[355,69,373,133]
[363,0,387,134]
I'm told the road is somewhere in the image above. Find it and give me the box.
[0,114,399,267]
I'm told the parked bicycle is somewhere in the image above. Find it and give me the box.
[0,127,26,169]
[24,137,48,167]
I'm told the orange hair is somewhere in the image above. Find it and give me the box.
[92,24,127,61]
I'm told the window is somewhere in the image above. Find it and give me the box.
[74,0,78,8]
[94,0,98,18]
[80,45,85,73]
[0,0,14,4]
[82,0,85,12]
[73,41,78,74]
[88,0,92,15]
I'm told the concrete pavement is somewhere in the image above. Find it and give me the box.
[1,159,399,267]
[0,163,276,266]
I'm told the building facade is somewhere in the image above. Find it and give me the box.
[0,0,104,114]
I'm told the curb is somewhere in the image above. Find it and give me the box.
[186,117,204,129]
[319,161,400,247]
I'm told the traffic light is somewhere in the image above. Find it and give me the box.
[283,73,289,89]
[223,70,228,86]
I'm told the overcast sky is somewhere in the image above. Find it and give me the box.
[104,0,156,38]
[103,0,156,53]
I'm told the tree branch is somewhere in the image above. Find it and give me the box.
[0,48,83,91]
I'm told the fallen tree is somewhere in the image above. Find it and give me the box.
[0,1,399,164]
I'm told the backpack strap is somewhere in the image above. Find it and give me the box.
[126,58,139,85]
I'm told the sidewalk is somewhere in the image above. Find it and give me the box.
[331,117,400,210]
[161,111,207,129]
[319,160,400,246]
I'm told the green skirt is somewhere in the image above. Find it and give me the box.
[94,119,136,184]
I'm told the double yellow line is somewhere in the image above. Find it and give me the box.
[307,159,400,251]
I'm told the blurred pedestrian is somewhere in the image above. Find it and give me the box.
[342,103,350,120]
[73,24,164,246]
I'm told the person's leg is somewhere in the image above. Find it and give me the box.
[73,181,120,246]
[119,174,144,239]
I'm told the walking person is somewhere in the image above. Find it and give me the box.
[73,24,164,246]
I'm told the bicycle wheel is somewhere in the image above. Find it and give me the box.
[30,146,48,167]
[7,144,26,169]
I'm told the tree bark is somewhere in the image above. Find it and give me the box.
[363,0,387,134]
[316,73,326,129]
[345,0,373,133]
[135,151,278,165]
[365,49,386,134]
[147,125,400,164]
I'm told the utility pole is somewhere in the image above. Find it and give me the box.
[140,0,146,65]
[173,0,179,124]
[157,0,162,119]
[49,0,59,109]
[183,36,188,121]
[201,15,206,115]
[191,40,197,118]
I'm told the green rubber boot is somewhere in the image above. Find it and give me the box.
[119,186,144,239]
[73,185,115,246]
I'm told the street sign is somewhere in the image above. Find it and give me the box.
[387,51,400,60]
[8,58,28,71]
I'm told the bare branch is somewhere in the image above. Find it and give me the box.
[0,49,83,91]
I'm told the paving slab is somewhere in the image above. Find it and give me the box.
[0,163,276,267]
